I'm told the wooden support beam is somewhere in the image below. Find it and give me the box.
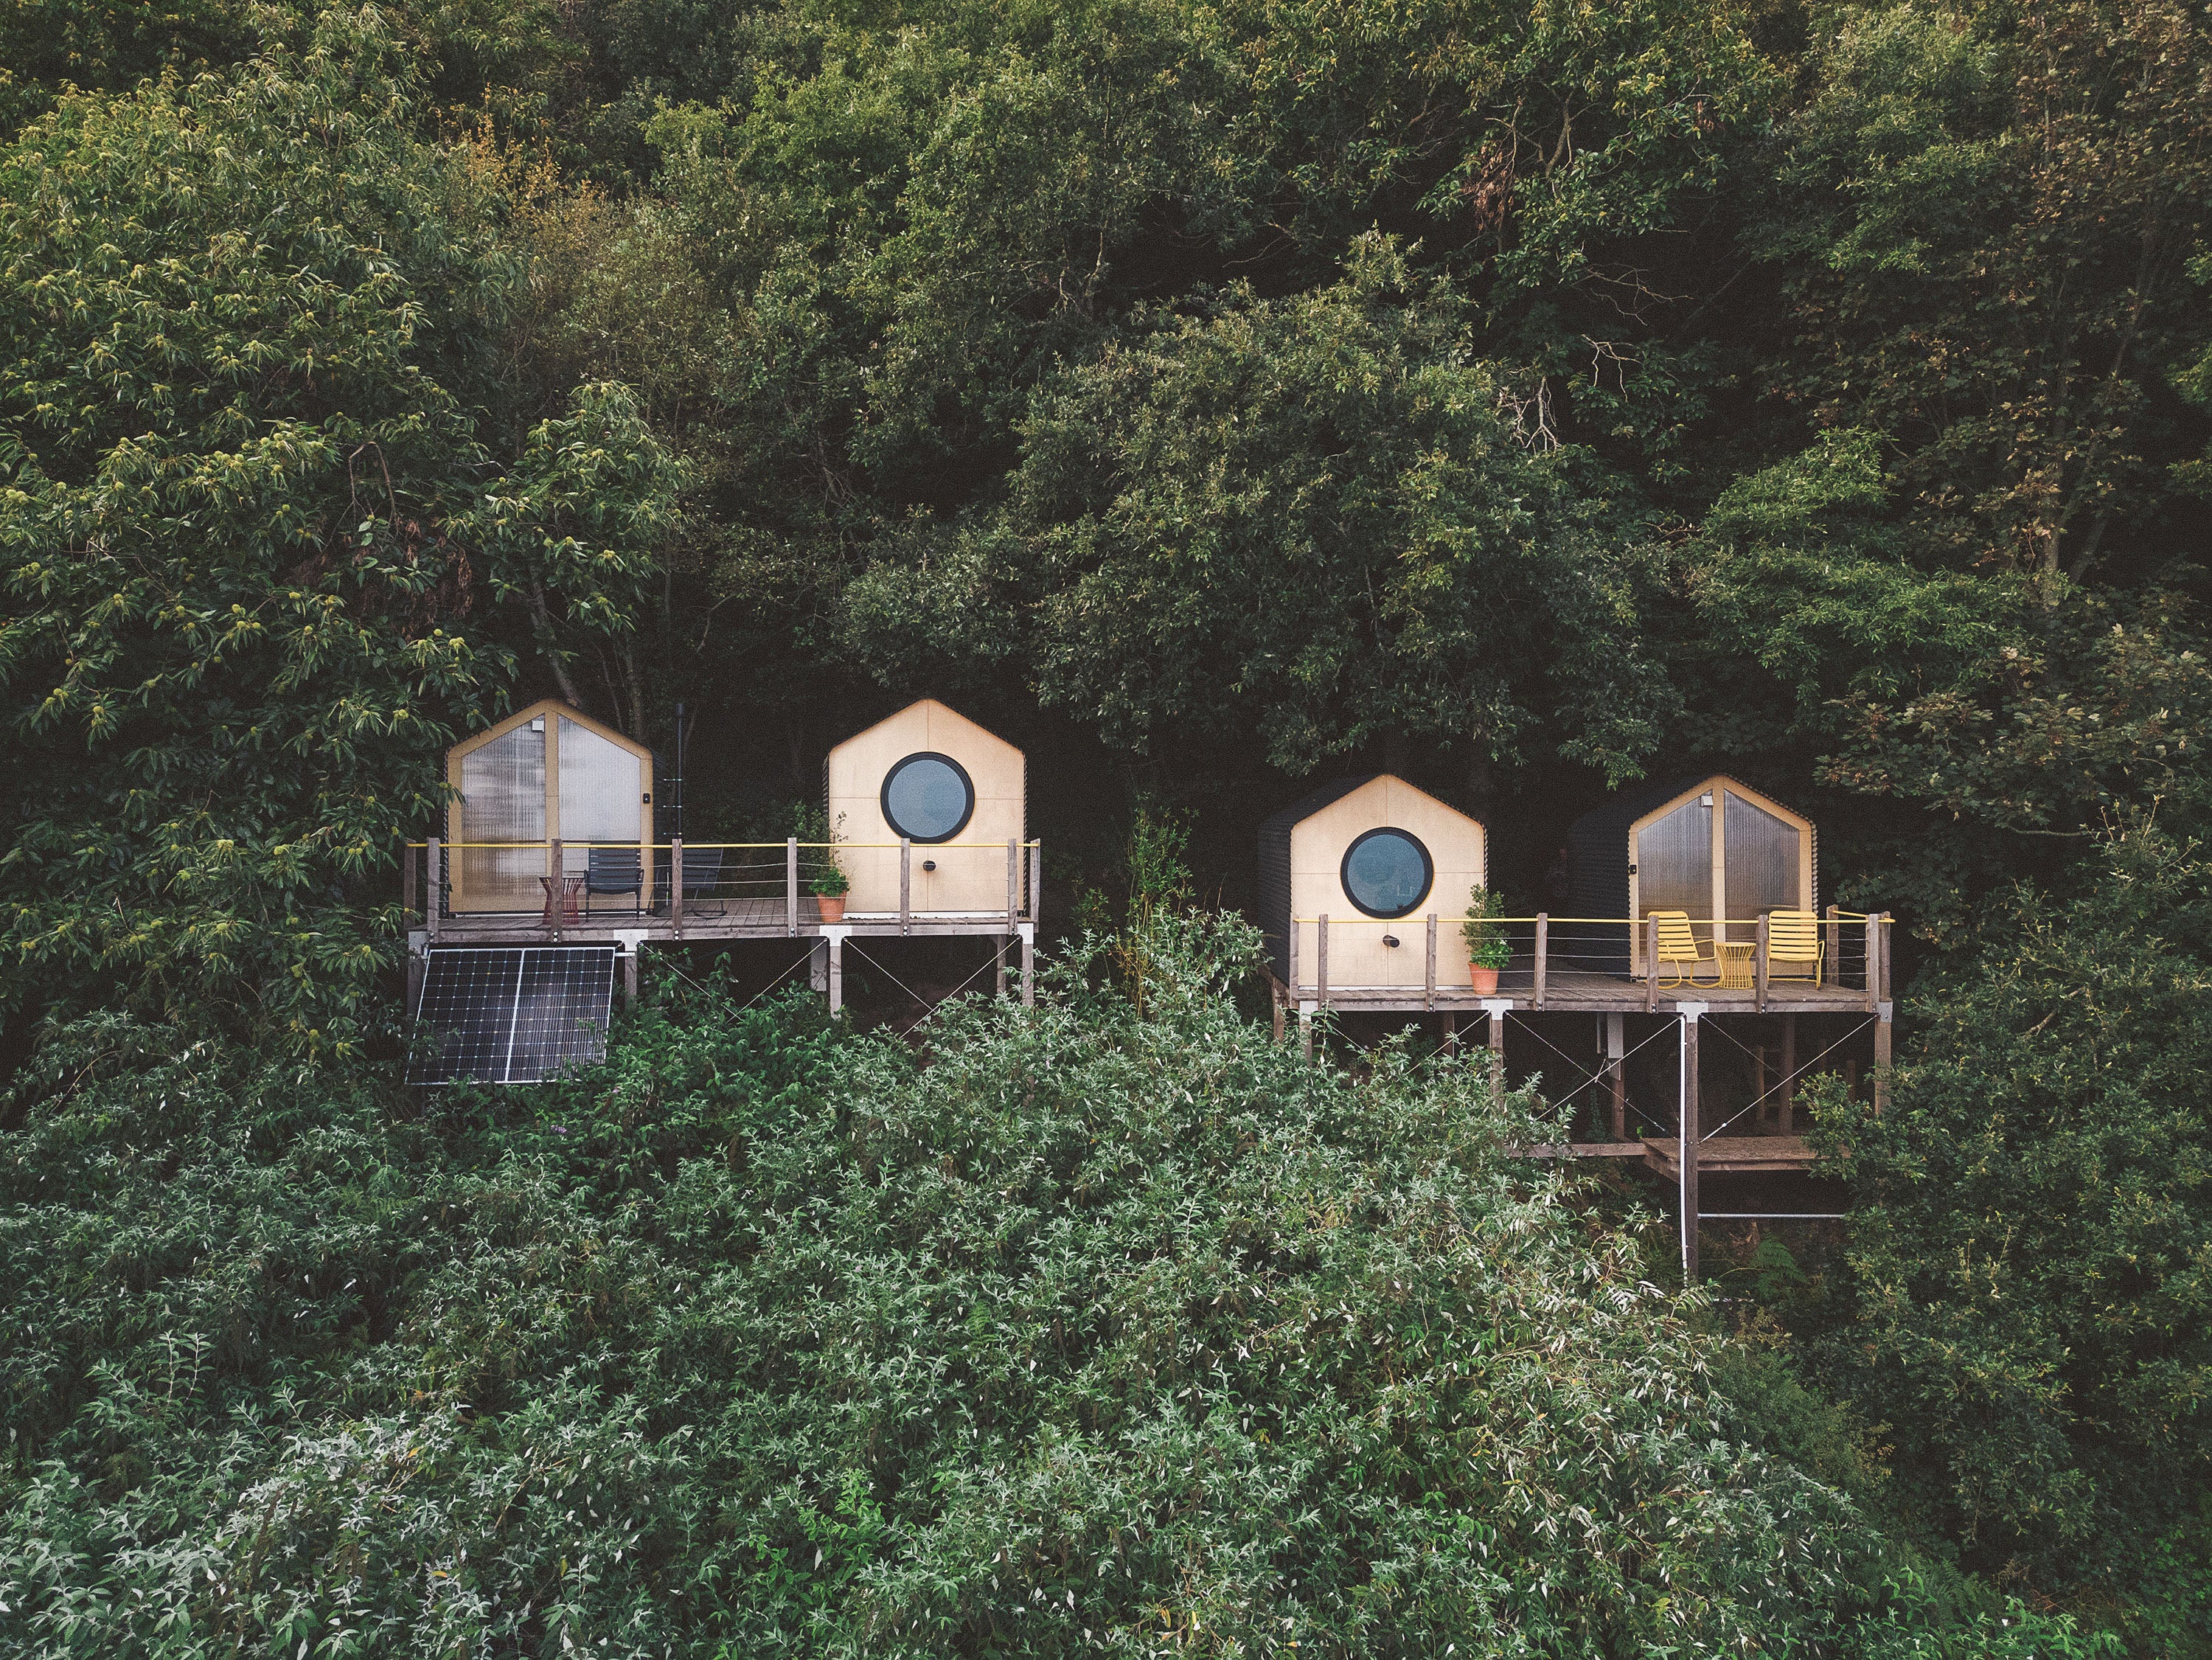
[1873,911,1893,1114]
[1287,919,1298,1001]
[1424,913,1437,1010]
[1865,914,1880,1011]
[995,937,1008,998]
[1607,1013,1626,1142]
[1317,914,1329,1010]
[787,838,799,935]
[900,838,912,934]
[1534,914,1549,1009]
[1825,904,1840,989]
[827,934,844,1016]
[1020,930,1035,1007]
[1755,911,1770,1013]
[427,839,442,940]
[406,945,425,1015]
[1780,1012,1797,1134]
[1488,1004,1506,1097]
[1029,839,1043,924]
[1680,1009,1702,1284]
[1270,982,1286,1045]
[1299,1004,1315,1062]
[1753,1043,1770,1127]
[1006,838,1018,926]
[403,842,417,920]
[547,839,563,931]
[670,836,684,933]
[622,944,639,1010]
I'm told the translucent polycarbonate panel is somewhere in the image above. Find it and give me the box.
[557,718,640,880]
[1724,790,1801,923]
[1340,828,1433,918]
[1635,795,1711,921]
[458,723,546,911]
[882,753,973,842]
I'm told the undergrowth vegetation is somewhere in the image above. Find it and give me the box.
[0,922,2109,1656]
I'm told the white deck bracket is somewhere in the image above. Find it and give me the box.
[1478,999,1515,1020]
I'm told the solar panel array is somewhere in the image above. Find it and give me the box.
[409,945,616,1086]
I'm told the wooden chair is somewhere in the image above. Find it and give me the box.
[1646,910,1718,987]
[1765,909,1823,985]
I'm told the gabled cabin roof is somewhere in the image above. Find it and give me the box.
[1568,773,1811,844]
[828,697,1022,757]
[1258,775,1380,839]
[451,697,650,761]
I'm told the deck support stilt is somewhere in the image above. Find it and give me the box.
[809,938,829,993]
[824,927,847,1018]
[1019,923,1035,1007]
[1481,999,1512,1098]
[406,934,426,1015]
[995,937,1009,998]
[1677,1004,1705,1285]
[1271,982,1287,1044]
[1606,1013,1626,1142]
[1298,1001,1316,1062]
[1780,1013,1797,1134]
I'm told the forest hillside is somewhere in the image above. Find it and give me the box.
[0,0,2208,1651]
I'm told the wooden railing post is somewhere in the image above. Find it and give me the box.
[1873,912,1893,1114]
[1006,838,1018,925]
[1029,839,1042,923]
[1825,903,1840,987]
[1534,914,1548,1010]
[403,841,417,920]
[548,838,563,928]
[1424,913,1437,1010]
[1864,914,1879,1011]
[1644,916,1658,1012]
[1317,914,1329,1009]
[426,838,442,939]
[787,838,799,934]
[670,836,684,931]
[1755,911,1770,1012]
[900,838,912,934]
[1287,917,1299,999]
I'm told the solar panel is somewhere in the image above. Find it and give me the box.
[408,945,616,1086]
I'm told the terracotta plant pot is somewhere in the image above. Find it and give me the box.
[1467,963,1499,994]
[815,895,846,923]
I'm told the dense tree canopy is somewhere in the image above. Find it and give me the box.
[1,0,2208,1648]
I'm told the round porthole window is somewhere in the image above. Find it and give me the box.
[1340,827,1433,919]
[881,751,975,843]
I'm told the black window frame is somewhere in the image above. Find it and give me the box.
[1339,825,1435,919]
[880,751,977,844]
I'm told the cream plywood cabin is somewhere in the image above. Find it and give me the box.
[1259,776,1487,991]
[445,699,655,914]
[824,700,1025,917]
[1565,774,1817,976]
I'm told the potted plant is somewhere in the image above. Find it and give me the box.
[807,811,852,922]
[1461,884,1510,993]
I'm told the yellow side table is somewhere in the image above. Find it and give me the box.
[1717,940,1756,990]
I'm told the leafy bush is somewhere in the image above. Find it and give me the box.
[0,917,2101,1655]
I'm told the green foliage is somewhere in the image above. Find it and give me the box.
[1804,817,2212,1590]
[940,239,1672,779]
[0,15,680,1057]
[0,921,2115,1654]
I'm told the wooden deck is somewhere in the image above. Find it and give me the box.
[1280,968,1881,1017]
[425,896,1032,945]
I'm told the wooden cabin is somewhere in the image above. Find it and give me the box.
[1259,776,1487,992]
[1565,775,1816,976]
[445,700,655,914]
[825,699,1025,917]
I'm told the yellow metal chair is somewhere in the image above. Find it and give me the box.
[1766,909,1823,985]
[1645,910,1719,988]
